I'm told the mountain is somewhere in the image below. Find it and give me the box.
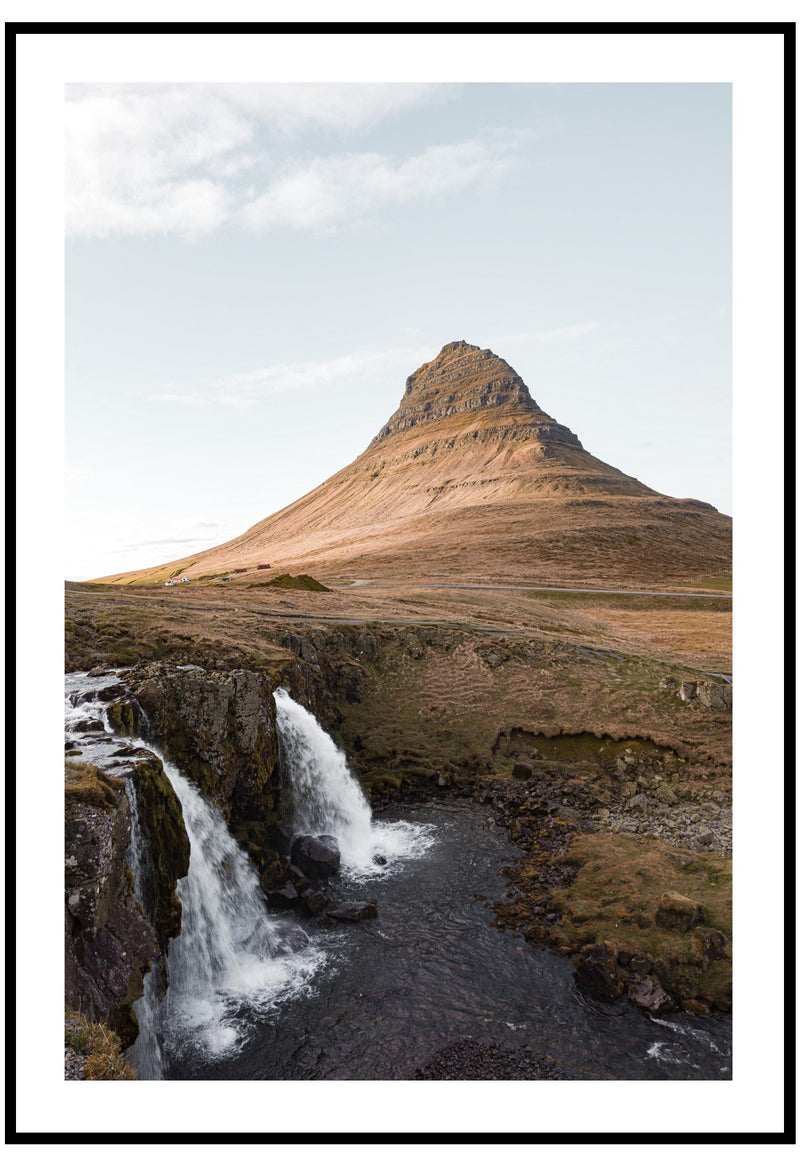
[98,341,731,588]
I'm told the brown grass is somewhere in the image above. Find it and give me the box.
[65,761,126,809]
[65,579,732,775]
[549,832,732,952]
[499,831,732,1009]
[64,1006,136,1080]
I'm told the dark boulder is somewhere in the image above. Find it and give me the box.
[326,900,378,922]
[290,834,341,879]
[97,684,127,702]
[691,926,729,969]
[573,942,624,1001]
[300,889,329,916]
[73,718,104,733]
[512,762,533,779]
[266,883,299,910]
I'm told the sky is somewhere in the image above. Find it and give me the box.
[65,81,732,580]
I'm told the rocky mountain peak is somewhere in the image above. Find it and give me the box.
[373,339,578,450]
[403,339,528,399]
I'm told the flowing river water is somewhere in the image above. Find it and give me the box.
[65,671,732,1082]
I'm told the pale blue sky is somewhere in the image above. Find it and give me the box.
[65,82,731,579]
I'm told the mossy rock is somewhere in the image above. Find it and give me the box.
[130,757,190,951]
[107,700,137,736]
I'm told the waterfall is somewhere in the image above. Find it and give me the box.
[65,672,325,1079]
[151,757,325,1069]
[274,688,434,880]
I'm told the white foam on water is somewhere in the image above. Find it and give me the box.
[274,687,435,880]
[146,755,328,1066]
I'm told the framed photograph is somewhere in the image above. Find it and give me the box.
[11,16,792,1145]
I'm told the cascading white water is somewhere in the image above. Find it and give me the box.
[153,757,326,1068]
[65,672,326,1079]
[274,688,434,879]
[66,673,435,1078]
[124,781,166,1079]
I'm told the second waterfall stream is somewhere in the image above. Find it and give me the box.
[274,688,434,879]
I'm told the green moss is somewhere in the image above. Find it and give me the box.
[130,757,190,951]
[107,701,136,736]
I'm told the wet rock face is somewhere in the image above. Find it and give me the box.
[573,942,625,1001]
[128,755,190,954]
[127,663,280,828]
[65,765,159,1047]
[273,628,369,719]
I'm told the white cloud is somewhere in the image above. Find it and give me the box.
[207,82,444,134]
[209,344,428,400]
[139,345,425,409]
[66,87,251,237]
[239,136,522,232]
[214,348,416,394]
[65,83,449,238]
[67,81,443,135]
